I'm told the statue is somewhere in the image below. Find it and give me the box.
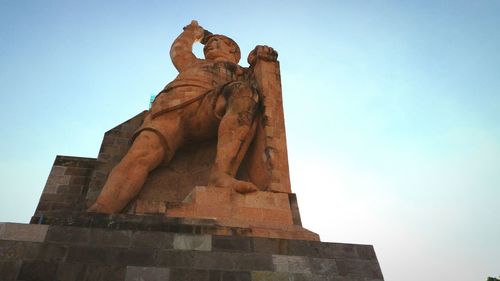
[88,21,280,213]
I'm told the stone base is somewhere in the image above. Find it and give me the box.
[0,221,384,281]
[133,186,320,241]
[166,187,294,228]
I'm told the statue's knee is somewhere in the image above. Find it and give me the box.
[237,110,255,126]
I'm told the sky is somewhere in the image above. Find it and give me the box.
[1,0,499,280]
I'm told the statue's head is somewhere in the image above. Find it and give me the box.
[203,35,241,64]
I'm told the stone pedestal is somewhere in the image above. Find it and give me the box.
[1,217,384,281]
[163,187,319,241]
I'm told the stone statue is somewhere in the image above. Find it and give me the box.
[88,21,279,213]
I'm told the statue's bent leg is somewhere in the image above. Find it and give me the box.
[88,130,167,213]
[209,81,259,193]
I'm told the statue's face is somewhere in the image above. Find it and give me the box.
[204,37,238,63]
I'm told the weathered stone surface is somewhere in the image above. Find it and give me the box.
[25,242,67,262]
[165,187,318,241]
[252,237,288,255]
[310,257,339,276]
[0,222,383,280]
[114,247,156,266]
[210,270,252,281]
[169,268,210,281]
[18,260,58,281]
[213,235,252,252]
[89,228,132,247]
[0,261,21,281]
[251,271,289,281]
[125,266,169,281]
[272,255,311,274]
[65,245,118,264]
[81,264,126,281]
[45,225,90,244]
[173,234,212,251]
[131,230,173,249]
[0,223,48,242]
[55,263,86,281]
[232,253,274,271]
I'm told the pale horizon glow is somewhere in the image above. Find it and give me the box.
[1,1,499,281]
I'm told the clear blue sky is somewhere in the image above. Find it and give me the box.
[1,1,499,280]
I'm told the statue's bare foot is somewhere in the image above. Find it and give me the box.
[209,172,258,194]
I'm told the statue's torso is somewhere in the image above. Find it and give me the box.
[150,60,244,116]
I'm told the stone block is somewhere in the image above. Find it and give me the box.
[309,257,339,276]
[23,242,67,262]
[251,271,334,281]
[56,184,84,194]
[251,271,289,281]
[125,266,169,281]
[166,186,311,238]
[288,193,302,226]
[285,240,312,257]
[210,270,252,281]
[49,166,67,176]
[169,268,210,281]
[69,176,88,185]
[42,183,58,194]
[0,223,48,242]
[89,228,132,247]
[260,209,293,225]
[46,175,71,186]
[65,245,118,264]
[272,255,311,274]
[336,259,383,279]
[323,243,359,259]
[252,237,288,255]
[115,247,156,266]
[157,250,196,267]
[173,234,211,251]
[45,225,90,244]
[17,260,58,281]
[0,261,21,281]
[81,264,126,281]
[135,200,166,214]
[0,241,24,261]
[192,251,235,270]
[287,240,359,259]
[193,203,232,219]
[55,263,86,281]
[355,244,377,260]
[233,207,263,222]
[65,166,92,176]
[131,230,173,249]
[233,253,274,271]
[212,236,251,252]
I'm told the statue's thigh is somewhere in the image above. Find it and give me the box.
[184,96,221,140]
[145,112,184,152]
[225,83,258,113]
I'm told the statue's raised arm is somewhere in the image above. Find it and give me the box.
[169,20,206,72]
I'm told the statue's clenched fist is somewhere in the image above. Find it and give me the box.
[248,45,278,65]
[183,20,205,42]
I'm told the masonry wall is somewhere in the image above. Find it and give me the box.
[33,156,97,219]
[0,222,384,281]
